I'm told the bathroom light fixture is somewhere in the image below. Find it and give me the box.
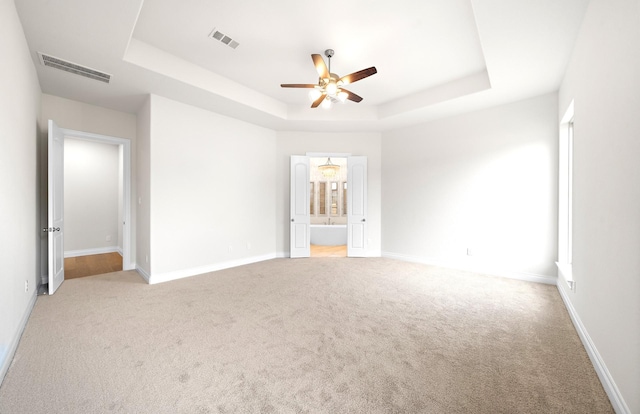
[319,157,340,177]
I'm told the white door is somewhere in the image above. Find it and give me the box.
[47,120,65,294]
[347,156,367,257]
[290,156,310,258]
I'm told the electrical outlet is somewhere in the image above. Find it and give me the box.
[25,280,29,293]
[145,255,149,263]
[466,248,473,256]
[228,245,233,253]
[106,235,112,242]
[247,242,251,250]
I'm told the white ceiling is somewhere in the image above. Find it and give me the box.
[15,0,590,131]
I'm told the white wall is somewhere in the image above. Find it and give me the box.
[41,94,138,139]
[0,0,41,384]
[64,138,120,254]
[558,0,640,412]
[382,94,558,281]
[145,95,277,281]
[276,132,382,256]
[136,97,151,276]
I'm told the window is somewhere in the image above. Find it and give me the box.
[309,182,315,215]
[342,182,347,217]
[319,182,326,215]
[310,180,347,218]
[557,101,574,290]
[330,182,338,215]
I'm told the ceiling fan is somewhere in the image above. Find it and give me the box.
[281,49,377,108]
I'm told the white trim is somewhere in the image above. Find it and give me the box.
[136,266,151,283]
[0,292,37,386]
[556,262,575,291]
[558,102,574,267]
[147,254,277,284]
[276,251,290,258]
[382,252,557,285]
[557,284,631,414]
[306,152,352,157]
[59,127,134,271]
[64,247,120,258]
[561,100,575,124]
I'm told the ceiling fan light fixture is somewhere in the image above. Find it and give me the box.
[326,82,338,96]
[309,88,322,102]
[281,50,376,109]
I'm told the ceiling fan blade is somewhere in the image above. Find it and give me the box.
[339,67,377,85]
[340,88,363,103]
[280,84,317,88]
[312,54,329,79]
[311,93,327,108]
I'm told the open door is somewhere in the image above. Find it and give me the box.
[290,156,310,258]
[347,156,367,257]
[47,120,65,294]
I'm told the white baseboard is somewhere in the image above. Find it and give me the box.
[136,266,150,283]
[557,284,630,414]
[64,246,120,258]
[146,253,278,285]
[0,292,37,387]
[382,252,557,285]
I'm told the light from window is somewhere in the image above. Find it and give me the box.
[331,182,338,215]
[342,182,347,217]
[319,182,326,215]
[309,182,314,215]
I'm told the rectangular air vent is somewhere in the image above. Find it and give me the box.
[208,28,239,49]
[38,52,111,83]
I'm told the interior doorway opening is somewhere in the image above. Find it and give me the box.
[309,156,348,257]
[63,137,123,278]
[290,154,367,259]
[44,120,132,294]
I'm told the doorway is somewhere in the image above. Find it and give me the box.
[45,121,132,294]
[290,154,367,259]
[63,137,123,278]
[309,157,347,257]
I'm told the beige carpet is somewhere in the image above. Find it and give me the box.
[0,258,612,413]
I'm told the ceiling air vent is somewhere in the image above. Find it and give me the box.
[208,29,239,49]
[38,52,111,84]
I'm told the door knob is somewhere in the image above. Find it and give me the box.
[291,218,294,222]
[362,218,366,222]
[43,227,61,232]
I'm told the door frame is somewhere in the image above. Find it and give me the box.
[60,127,133,270]
[299,152,367,258]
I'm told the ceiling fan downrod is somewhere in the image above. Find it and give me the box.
[325,49,334,76]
